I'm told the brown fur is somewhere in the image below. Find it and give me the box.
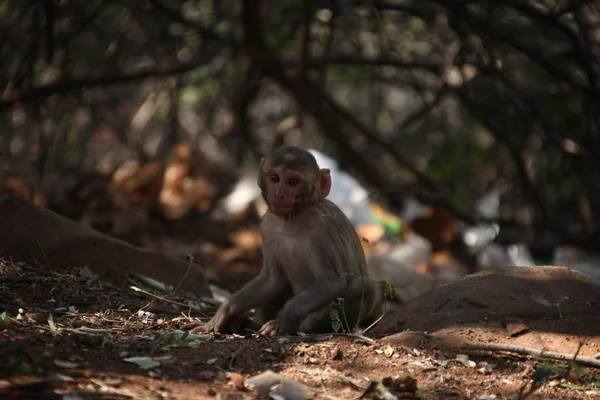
[202,146,383,335]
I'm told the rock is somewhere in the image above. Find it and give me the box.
[245,370,308,400]
[0,194,210,296]
[370,265,600,337]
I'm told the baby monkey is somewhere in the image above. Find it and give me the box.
[203,146,383,335]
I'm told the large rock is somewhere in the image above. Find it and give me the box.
[0,194,211,296]
[370,265,600,337]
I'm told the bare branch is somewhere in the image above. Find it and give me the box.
[464,341,600,369]
[0,38,230,109]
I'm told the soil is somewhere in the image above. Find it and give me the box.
[2,259,600,400]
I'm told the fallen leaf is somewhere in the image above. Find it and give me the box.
[501,317,529,337]
[53,360,79,369]
[478,362,493,375]
[383,345,395,357]
[332,348,343,360]
[382,374,418,394]
[228,372,246,391]
[124,357,160,369]
[456,354,476,368]
[79,265,98,279]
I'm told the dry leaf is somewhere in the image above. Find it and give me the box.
[228,372,246,391]
[456,354,476,368]
[382,374,418,394]
[383,345,395,357]
[53,360,79,369]
[501,317,529,337]
[78,265,98,279]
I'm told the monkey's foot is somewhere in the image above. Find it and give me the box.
[258,319,279,336]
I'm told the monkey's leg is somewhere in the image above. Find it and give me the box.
[299,277,383,334]
[253,288,294,327]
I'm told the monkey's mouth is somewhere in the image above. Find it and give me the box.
[269,203,295,215]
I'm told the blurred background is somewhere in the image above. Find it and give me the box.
[1,0,599,302]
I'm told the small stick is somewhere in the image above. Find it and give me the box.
[129,285,194,310]
[339,332,376,344]
[229,343,247,370]
[173,255,194,294]
[361,311,385,334]
[464,341,600,368]
[293,332,376,344]
[36,239,52,268]
[318,370,330,399]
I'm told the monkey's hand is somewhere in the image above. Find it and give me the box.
[258,319,280,336]
[200,301,235,333]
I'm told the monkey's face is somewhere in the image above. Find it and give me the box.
[260,166,314,216]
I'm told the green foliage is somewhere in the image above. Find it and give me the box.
[151,330,191,353]
[379,280,396,301]
[329,308,343,333]
[329,298,351,333]
[3,357,33,374]
[560,382,600,395]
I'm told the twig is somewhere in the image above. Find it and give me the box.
[77,326,118,334]
[361,299,388,335]
[36,239,52,269]
[304,332,376,344]
[87,378,135,399]
[464,341,600,368]
[341,332,376,344]
[0,276,61,283]
[228,343,247,370]
[318,370,329,398]
[173,255,194,294]
[129,285,195,310]
[312,368,368,391]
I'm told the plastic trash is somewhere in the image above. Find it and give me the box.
[309,149,374,226]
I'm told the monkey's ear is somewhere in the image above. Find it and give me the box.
[257,158,267,186]
[318,168,331,199]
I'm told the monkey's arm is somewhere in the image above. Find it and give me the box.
[205,264,288,333]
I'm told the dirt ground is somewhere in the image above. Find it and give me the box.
[2,259,600,400]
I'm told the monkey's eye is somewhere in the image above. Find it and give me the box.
[288,178,299,186]
[270,173,280,183]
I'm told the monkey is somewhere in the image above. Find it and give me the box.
[201,146,383,335]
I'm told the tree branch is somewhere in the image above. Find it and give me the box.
[296,55,442,73]
[148,0,219,39]
[436,0,585,91]
[241,0,503,227]
[464,341,600,369]
[0,38,230,109]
